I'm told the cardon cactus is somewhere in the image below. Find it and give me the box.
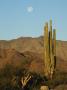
[44,20,56,79]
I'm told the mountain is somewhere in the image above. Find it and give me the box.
[0,36,67,73]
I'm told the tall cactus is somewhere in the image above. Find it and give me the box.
[44,20,56,79]
[44,22,51,78]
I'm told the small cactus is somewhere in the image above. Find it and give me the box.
[21,73,32,88]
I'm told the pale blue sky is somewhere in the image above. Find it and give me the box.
[0,0,67,40]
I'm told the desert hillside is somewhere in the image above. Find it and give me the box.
[0,36,67,73]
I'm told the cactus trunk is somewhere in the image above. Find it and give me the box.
[44,23,50,78]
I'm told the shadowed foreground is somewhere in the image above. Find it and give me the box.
[0,37,67,90]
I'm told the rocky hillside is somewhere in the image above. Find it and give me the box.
[0,36,67,73]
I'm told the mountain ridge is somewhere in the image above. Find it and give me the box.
[0,36,67,74]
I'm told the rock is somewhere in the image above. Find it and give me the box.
[40,85,49,90]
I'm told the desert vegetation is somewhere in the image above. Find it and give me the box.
[0,64,67,90]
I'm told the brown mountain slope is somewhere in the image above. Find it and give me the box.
[0,48,32,70]
[0,37,44,53]
[0,36,67,73]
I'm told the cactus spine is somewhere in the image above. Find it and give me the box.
[44,20,56,79]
